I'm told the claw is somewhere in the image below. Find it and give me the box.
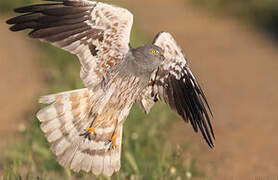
[85,127,96,135]
[79,127,96,140]
[105,133,117,150]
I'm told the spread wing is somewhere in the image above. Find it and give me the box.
[7,0,133,89]
[137,32,215,147]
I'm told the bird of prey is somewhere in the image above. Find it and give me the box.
[7,0,214,176]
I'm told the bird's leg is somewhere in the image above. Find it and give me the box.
[105,120,119,150]
[79,113,97,140]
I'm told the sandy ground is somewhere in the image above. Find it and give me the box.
[126,0,278,179]
[0,18,44,146]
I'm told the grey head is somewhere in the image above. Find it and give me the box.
[124,44,164,77]
[132,44,164,62]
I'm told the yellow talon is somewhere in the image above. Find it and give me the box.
[111,133,117,148]
[84,127,96,136]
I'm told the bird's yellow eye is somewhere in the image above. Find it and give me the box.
[150,49,156,55]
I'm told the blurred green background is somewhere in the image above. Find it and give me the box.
[1,0,278,180]
[191,0,278,36]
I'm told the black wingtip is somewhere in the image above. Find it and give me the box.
[6,18,17,31]
[14,6,30,13]
[6,18,14,25]
[6,15,24,25]
[171,71,215,148]
[9,26,18,32]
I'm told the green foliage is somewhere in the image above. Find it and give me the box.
[191,0,278,34]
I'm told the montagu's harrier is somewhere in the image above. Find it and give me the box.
[7,0,214,176]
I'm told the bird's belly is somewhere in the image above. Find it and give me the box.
[94,75,145,128]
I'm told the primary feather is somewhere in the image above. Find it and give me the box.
[138,32,214,147]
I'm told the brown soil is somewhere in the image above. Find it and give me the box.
[127,0,278,179]
[0,18,44,147]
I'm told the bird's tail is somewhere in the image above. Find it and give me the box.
[36,88,123,176]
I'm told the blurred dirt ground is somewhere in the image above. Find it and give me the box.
[127,0,278,179]
[0,18,44,146]
[1,0,278,179]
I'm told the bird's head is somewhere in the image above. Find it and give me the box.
[145,44,165,62]
[130,44,165,75]
[132,44,165,63]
